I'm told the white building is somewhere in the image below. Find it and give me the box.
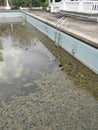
[0,0,10,10]
[49,0,98,13]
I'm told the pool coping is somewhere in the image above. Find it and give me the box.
[0,10,98,49]
[22,10,98,49]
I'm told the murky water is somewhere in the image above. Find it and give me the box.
[0,18,98,130]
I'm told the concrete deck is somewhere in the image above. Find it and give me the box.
[24,10,98,49]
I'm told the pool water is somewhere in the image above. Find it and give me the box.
[0,19,98,130]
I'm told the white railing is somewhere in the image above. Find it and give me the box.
[50,1,63,12]
[50,1,98,13]
[65,1,79,12]
[83,1,98,13]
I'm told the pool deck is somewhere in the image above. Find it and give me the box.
[23,10,98,49]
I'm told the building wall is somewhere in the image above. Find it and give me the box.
[50,0,98,13]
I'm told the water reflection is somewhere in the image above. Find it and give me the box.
[0,41,3,62]
[0,20,98,130]
[0,35,23,81]
[0,22,58,96]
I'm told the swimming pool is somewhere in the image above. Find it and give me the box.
[0,11,98,130]
[0,11,98,75]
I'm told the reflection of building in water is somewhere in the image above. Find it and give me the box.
[49,0,98,13]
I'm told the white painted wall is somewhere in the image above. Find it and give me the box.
[49,0,98,13]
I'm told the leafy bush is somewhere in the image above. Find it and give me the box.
[11,0,48,8]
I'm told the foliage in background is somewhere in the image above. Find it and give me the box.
[11,0,48,9]
[11,0,29,9]
[43,0,48,7]
[0,0,4,6]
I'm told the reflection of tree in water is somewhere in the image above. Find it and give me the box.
[0,22,38,49]
[0,24,10,62]
[0,23,24,81]
[11,23,38,48]
[0,22,43,82]
[0,39,3,62]
[0,24,11,37]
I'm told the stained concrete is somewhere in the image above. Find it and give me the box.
[24,10,98,49]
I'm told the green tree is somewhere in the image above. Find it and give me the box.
[11,0,48,8]
[0,0,4,6]
[43,0,48,7]
[11,0,29,8]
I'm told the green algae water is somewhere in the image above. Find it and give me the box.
[0,18,98,130]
